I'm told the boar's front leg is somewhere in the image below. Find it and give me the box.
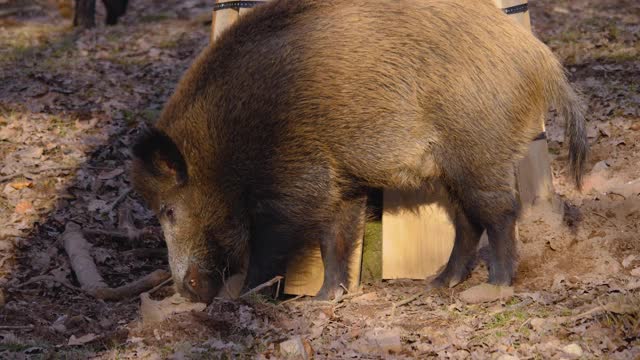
[243,214,296,298]
[315,195,367,300]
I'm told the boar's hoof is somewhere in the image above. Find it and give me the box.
[313,285,345,301]
[427,273,464,290]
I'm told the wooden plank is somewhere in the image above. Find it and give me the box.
[494,0,555,208]
[382,187,455,279]
[493,0,532,32]
[284,231,364,296]
[211,6,239,42]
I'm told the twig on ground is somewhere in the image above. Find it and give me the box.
[83,208,149,242]
[16,275,82,293]
[118,206,143,242]
[240,276,284,298]
[0,6,40,18]
[339,283,349,293]
[390,291,425,317]
[83,228,131,239]
[0,325,34,330]
[592,211,620,228]
[0,255,12,268]
[279,294,304,306]
[337,290,363,302]
[94,269,171,301]
[106,187,132,213]
[572,301,637,321]
[146,276,173,296]
[0,165,75,183]
[122,248,167,260]
[394,292,425,308]
[518,318,532,330]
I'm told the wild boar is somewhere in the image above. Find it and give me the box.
[131,0,587,303]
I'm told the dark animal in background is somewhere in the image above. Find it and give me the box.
[131,0,587,303]
[72,0,128,26]
[102,0,128,25]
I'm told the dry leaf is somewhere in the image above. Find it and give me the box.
[68,333,98,346]
[15,200,34,214]
[98,168,124,180]
[9,181,33,190]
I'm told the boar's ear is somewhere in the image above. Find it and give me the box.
[132,128,188,186]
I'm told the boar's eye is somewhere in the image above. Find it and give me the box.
[159,204,176,223]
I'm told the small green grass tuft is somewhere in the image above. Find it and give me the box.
[362,220,382,282]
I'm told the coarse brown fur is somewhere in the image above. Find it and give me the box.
[131,0,588,302]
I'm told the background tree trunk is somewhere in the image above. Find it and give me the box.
[73,0,96,28]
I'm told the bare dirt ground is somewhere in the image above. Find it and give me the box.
[0,0,638,358]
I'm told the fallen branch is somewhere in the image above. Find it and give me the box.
[0,165,75,183]
[61,222,171,301]
[62,222,109,292]
[240,276,284,298]
[94,269,171,301]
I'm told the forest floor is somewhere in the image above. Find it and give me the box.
[0,0,638,359]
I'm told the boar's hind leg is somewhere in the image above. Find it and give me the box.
[430,206,483,288]
[457,176,520,286]
[315,195,367,300]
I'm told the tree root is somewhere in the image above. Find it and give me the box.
[61,222,170,301]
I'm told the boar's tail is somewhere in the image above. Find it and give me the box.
[548,74,588,190]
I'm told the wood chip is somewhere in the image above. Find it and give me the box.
[459,284,514,304]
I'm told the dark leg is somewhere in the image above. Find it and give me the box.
[315,196,366,300]
[243,217,296,298]
[102,0,128,25]
[458,181,520,286]
[430,205,483,288]
[484,212,518,285]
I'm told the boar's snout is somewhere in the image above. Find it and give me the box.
[180,263,222,304]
